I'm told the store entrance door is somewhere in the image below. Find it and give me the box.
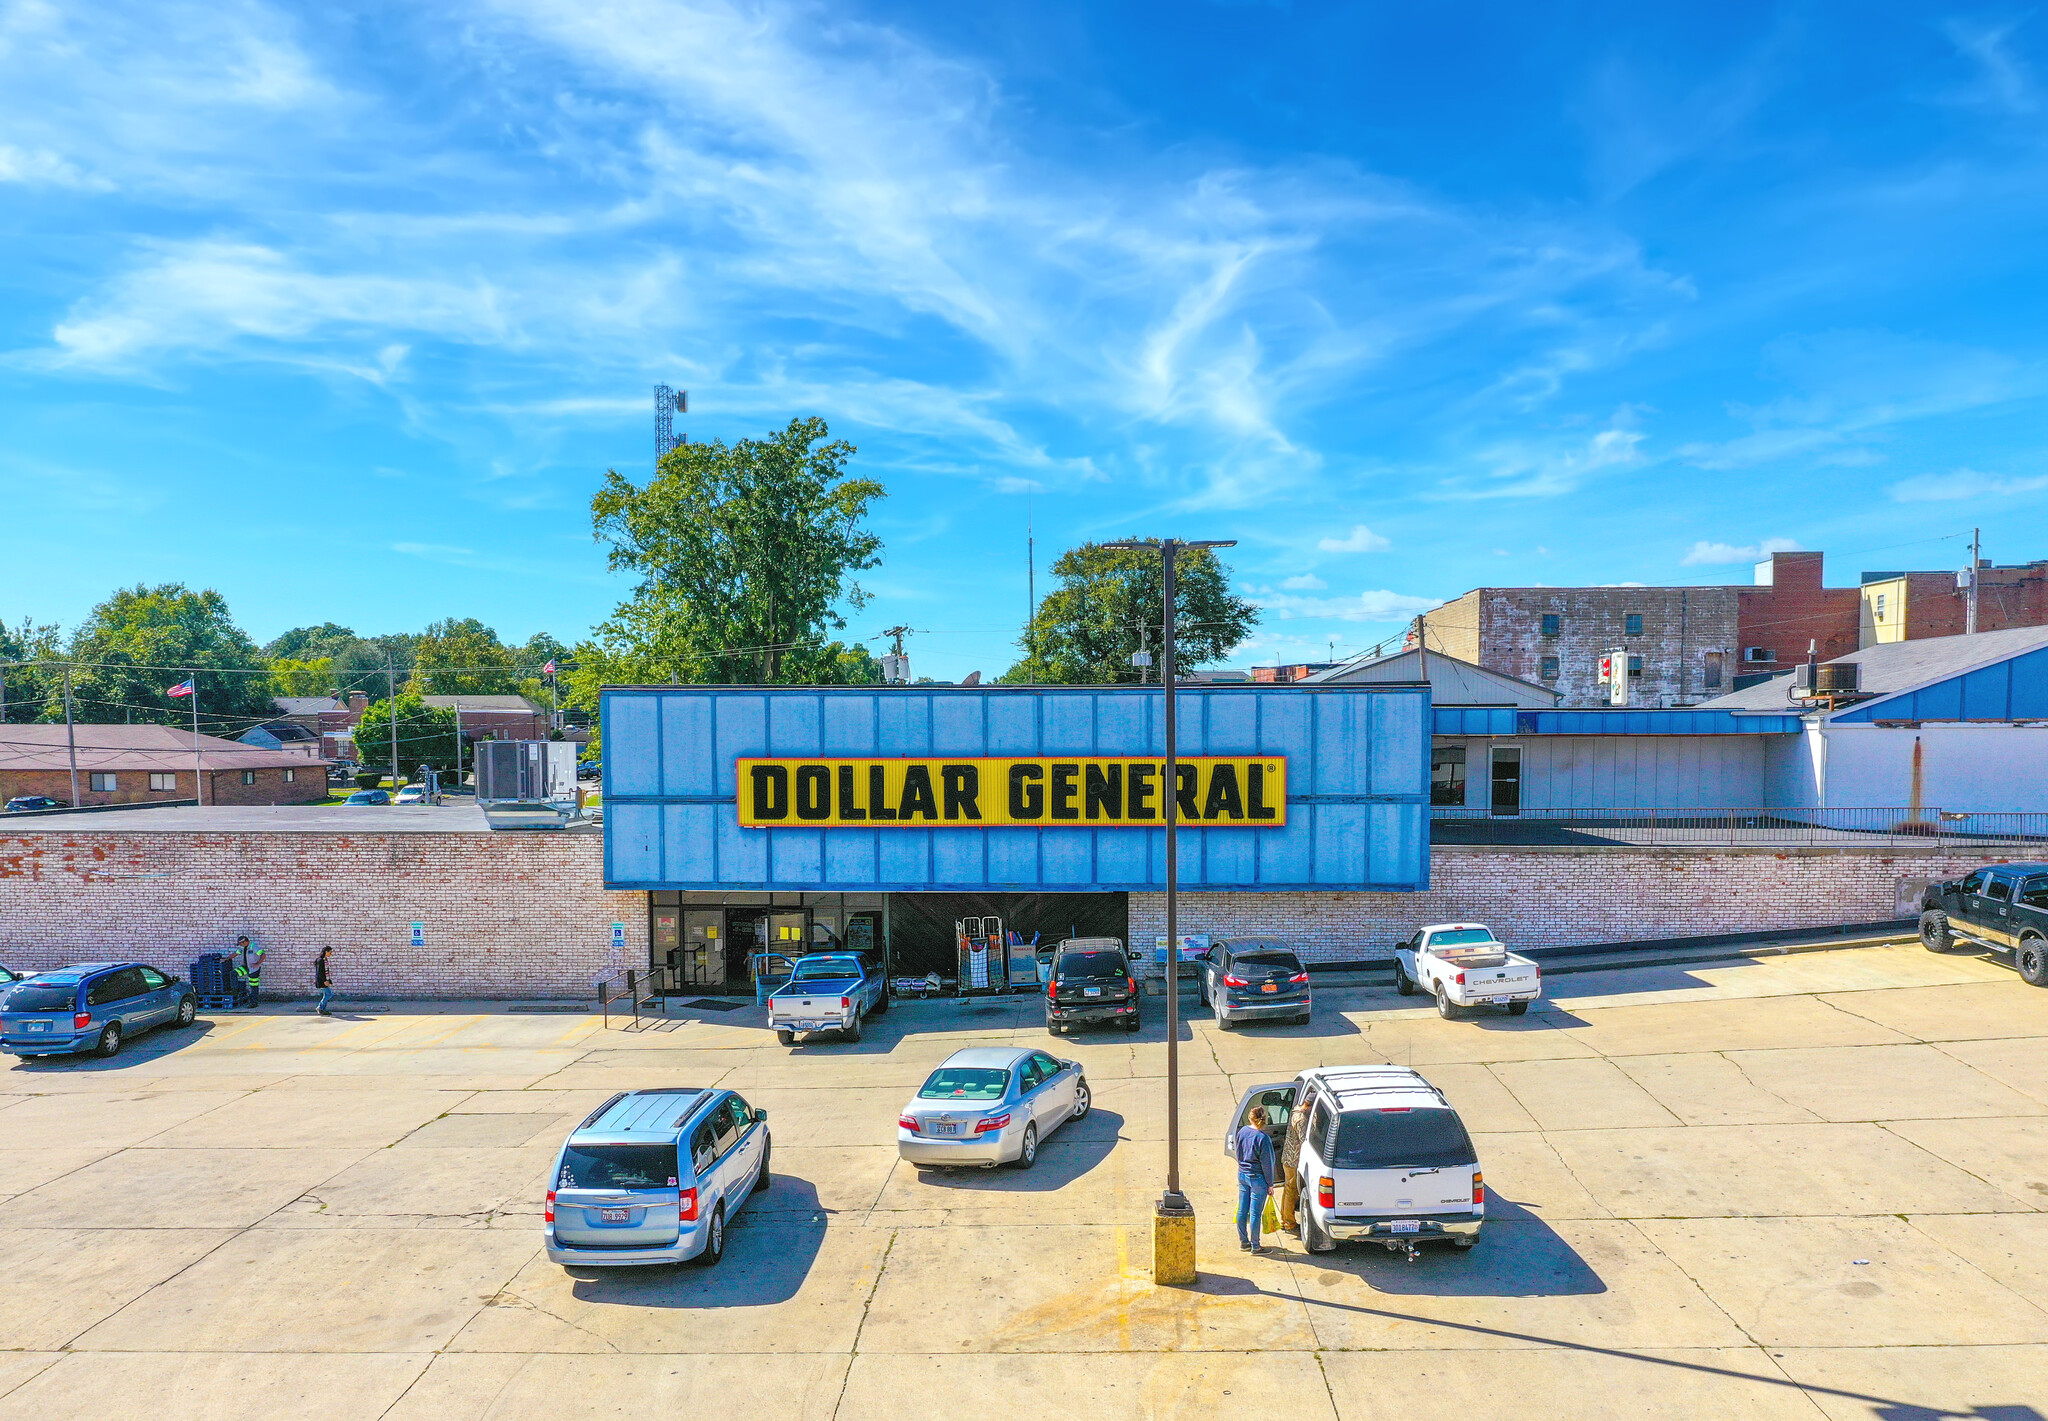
[682,910,726,989]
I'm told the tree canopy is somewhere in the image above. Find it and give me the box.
[352,693,463,777]
[578,416,884,688]
[0,617,63,723]
[1001,541,1260,684]
[66,584,273,732]
[410,617,517,695]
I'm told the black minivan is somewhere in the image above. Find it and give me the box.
[1045,939,1140,1036]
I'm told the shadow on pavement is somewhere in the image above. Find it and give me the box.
[1278,1214,1605,1298]
[564,1175,826,1309]
[902,1117,1121,1193]
[4,1019,219,1071]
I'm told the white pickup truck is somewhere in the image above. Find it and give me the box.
[1394,923,1541,1020]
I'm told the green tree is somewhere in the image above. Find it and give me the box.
[67,584,272,732]
[352,693,463,778]
[409,618,515,695]
[584,416,883,686]
[1001,541,1260,684]
[269,656,336,698]
[331,633,419,690]
[264,623,358,661]
[0,616,64,722]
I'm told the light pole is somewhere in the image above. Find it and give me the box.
[1103,536,1235,1284]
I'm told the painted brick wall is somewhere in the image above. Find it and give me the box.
[1131,844,1992,961]
[0,831,644,1000]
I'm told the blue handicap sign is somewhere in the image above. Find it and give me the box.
[410,922,426,948]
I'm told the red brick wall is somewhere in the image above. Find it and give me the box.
[0,766,323,808]
[1736,551,1860,669]
[1902,567,2048,640]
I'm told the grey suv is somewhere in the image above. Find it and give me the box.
[1199,939,1312,1028]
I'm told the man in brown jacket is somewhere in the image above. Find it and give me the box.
[1279,1097,1312,1234]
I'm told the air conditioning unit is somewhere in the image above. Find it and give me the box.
[1742,647,1776,664]
[1793,662,1861,694]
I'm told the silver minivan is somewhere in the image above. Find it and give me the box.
[545,1088,770,1268]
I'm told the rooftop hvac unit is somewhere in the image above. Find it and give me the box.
[1793,662,1861,695]
[475,739,577,805]
[1742,647,1776,664]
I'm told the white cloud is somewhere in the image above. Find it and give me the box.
[1279,573,1326,590]
[1437,409,1648,500]
[1889,468,2048,503]
[1316,525,1390,553]
[1681,536,1801,566]
[0,144,111,190]
[1252,589,1441,623]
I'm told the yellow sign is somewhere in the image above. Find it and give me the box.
[736,756,1288,828]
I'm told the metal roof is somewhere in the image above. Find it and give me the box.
[1700,624,2048,714]
[272,697,342,715]
[0,725,330,772]
[1298,647,1560,709]
[424,695,541,713]
[1434,707,1801,736]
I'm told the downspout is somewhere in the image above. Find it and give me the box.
[1909,734,1924,824]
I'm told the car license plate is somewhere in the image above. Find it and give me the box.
[1261,983,1277,993]
[1084,987,1101,997]
[599,1208,630,1223]
[23,1020,49,1032]
[1389,1219,1420,1234]
[931,1122,961,1136]
[1489,996,1510,1005]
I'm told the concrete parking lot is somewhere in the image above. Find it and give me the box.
[4,943,2047,1420]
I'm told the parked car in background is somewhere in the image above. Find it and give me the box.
[545,1088,770,1268]
[5,795,67,813]
[1199,938,1312,1028]
[344,789,390,805]
[394,785,428,804]
[0,962,198,1058]
[1921,863,2048,986]
[578,760,602,781]
[898,1047,1090,1171]
[1044,939,1140,1035]
[1229,1065,1483,1258]
[0,963,33,1008]
[1394,923,1542,1019]
[767,952,889,1045]
[328,764,359,784]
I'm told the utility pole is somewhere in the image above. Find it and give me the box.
[386,658,400,791]
[1412,613,1429,684]
[1026,496,1037,685]
[61,665,80,807]
[880,626,915,685]
[453,699,462,785]
[1966,527,1982,635]
[1102,535,1236,1286]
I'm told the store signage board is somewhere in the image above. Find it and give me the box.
[736,756,1289,829]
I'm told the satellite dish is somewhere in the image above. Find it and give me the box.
[961,671,982,686]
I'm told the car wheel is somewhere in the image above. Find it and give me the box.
[1071,1078,1091,1120]
[872,989,890,1016]
[1295,1012,1311,1026]
[1048,1021,1063,1036]
[1304,1210,1335,1254]
[1506,1001,1530,1017]
[2019,935,2048,988]
[1394,962,1416,996]
[95,1022,122,1058]
[695,1203,726,1267]
[1124,1017,1140,1033]
[1013,1122,1038,1170]
[755,1138,771,1191]
[1451,1236,1477,1252]
[776,1029,795,1046]
[844,1015,862,1043]
[1198,979,1209,1006]
[1435,987,1462,1021]
[175,995,197,1027]
[1217,1009,1236,1030]
[1919,909,1956,954]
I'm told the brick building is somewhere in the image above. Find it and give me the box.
[423,694,549,742]
[1734,550,1861,673]
[1861,560,2048,645]
[0,725,328,808]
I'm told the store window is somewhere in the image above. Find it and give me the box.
[1539,656,1559,680]
[1430,746,1467,806]
[1875,593,1887,622]
[1540,614,1560,638]
[149,772,177,792]
[240,770,256,785]
[283,768,296,783]
[90,772,117,792]
[1624,612,1644,636]
[1627,655,1644,678]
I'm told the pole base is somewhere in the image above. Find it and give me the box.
[1152,1194,1197,1285]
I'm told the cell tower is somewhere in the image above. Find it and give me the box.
[654,385,688,461]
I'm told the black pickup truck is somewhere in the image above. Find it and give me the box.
[1920,863,2048,987]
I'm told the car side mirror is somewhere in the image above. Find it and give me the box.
[754,1109,769,1122]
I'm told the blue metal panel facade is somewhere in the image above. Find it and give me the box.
[1430,708,1800,736]
[1831,645,2048,724]
[603,685,1431,892]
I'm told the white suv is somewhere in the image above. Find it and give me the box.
[1228,1065,1483,1258]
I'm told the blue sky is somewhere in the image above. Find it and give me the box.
[4,1,2046,679]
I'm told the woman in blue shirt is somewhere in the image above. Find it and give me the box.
[1234,1106,1279,1253]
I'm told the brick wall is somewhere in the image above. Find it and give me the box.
[1737,551,1860,669]
[0,766,324,809]
[1131,843,1990,961]
[0,831,644,999]
[1426,586,1739,708]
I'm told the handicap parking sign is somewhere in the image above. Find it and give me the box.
[410,922,426,948]
[610,921,626,950]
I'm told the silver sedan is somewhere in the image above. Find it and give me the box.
[896,1046,1090,1170]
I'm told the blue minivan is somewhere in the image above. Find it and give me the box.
[0,963,198,1059]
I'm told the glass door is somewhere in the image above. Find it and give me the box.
[683,910,725,989]
[1489,747,1522,817]
[651,905,681,979]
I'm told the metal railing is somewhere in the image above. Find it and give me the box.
[1430,806,2048,849]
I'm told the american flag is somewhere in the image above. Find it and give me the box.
[542,661,558,676]
[167,679,195,698]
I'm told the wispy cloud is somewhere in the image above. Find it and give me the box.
[1889,467,2048,503]
[1681,536,1800,566]
[1944,16,2039,115]
[1249,588,1441,623]
[1279,573,1327,590]
[1316,524,1390,553]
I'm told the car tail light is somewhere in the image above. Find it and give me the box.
[1317,1175,1334,1209]
[1125,977,1136,996]
[545,1190,555,1223]
[898,1115,919,1133]
[974,1112,1010,1134]
[1379,1106,1412,1112]
[1456,972,1466,986]
[839,997,851,1010]
[1047,979,1057,999]
[1290,971,1309,985]
[1473,1172,1485,1206]
[1223,974,1247,988]
[73,1012,91,1030]
[678,1187,698,1221]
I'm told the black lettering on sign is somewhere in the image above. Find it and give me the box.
[868,765,897,821]
[1084,764,1122,820]
[942,765,982,820]
[1050,763,1080,820]
[1127,764,1157,820]
[837,765,866,822]
[899,764,939,821]
[1008,764,1044,819]
[795,765,831,820]
[1202,763,1244,820]
[1175,764,1200,821]
[750,765,789,820]
[1247,763,1277,821]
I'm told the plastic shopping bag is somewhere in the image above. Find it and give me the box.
[1262,1196,1279,1235]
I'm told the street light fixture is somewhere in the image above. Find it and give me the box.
[1102,536,1236,1284]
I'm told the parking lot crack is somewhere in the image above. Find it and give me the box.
[829,1228,896,1420]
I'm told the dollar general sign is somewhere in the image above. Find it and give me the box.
[737,757,1288,829]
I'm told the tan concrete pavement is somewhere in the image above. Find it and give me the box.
[3,943,2046,1418]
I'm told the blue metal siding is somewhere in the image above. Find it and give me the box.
[1831,645,2048,723]
[1428,708,1799,736]
[602,685,1431,892]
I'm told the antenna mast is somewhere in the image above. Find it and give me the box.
[654,385,688,462]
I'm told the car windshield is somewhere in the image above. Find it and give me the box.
[918,1067,1011,1101]
[555,1144,679,1190]
[1328,1108,1477,1170]
[7,982,79,1012]
[1428,929,1497,948]
[1232,951,1302,973]
[1058,951,1126,979]
[793,956,860,981]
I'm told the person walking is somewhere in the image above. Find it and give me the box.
[232,936,266,1010]
[1234,1105,1280,1254]
[1278,1098,1312,1235]
[315,946,335,1016]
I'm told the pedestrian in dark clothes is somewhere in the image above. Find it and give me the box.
[1234,1105,1280,1253]
[315,946,335,1015]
